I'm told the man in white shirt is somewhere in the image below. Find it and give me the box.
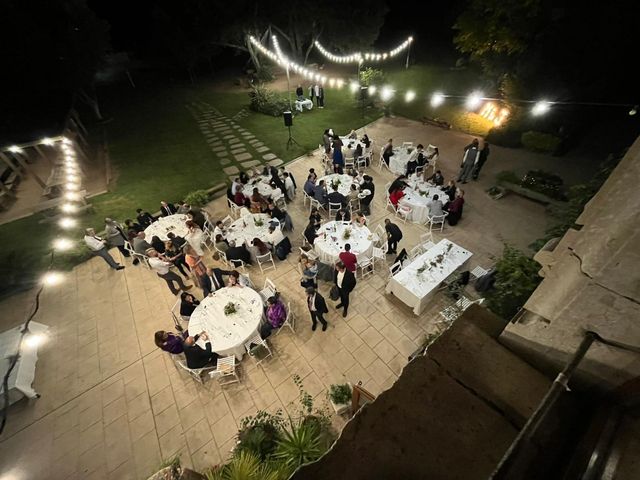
[213,221,226,240]
[147,249,193,295]
[83,228,124,270]
[426,194,445,217]
[283,172,295,200]
[231,178,242,196]
[265,225,285,247]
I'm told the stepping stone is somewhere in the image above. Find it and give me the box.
[256,146,269,153]
[223,166,239,174]
[209,140,222,147]
[242,134,255,139]
[263,153,276,160]
[228,138,241,145]
[249,139,260,145]
[233,125,241,129]
[223,134,236,140]
[231,147,246,155]
[234,152,253,161]
[220,158,232,165]
[268,158,284,167]
[212,146,227,153]
[253,142,265,147]
[238,128,247,133]
[241,160,262,168]
[217,151,229,157]
[206,134,218,139]
[220,129,233,134]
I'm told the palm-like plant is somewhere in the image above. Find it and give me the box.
[204,451,291,480]
[274,423,323,469]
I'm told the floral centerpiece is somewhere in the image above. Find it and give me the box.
[254,217,264,227]
[416,243,454,277]
[342,228,352,240]
[331,178,342,190]
[224,302,237,315]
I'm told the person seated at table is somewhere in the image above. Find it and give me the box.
[445,190,465,226]
[239,170,250,184]
[164,240,190,278]
[353,142,363,162]
[308,168,318,182]
[176,201,191,214]
[184,245,207,287]
[303,175,316,197]
[266,201,285,222]
[250,237,272,257]
[160,201,177,217]
[234,185,248,207]
[155,330,186,354]
[296,83,304,100]
[187,209,206,229]
[231,177,243,196]
[167,231,186,250]
[442,179,458,202]
[348,129,358,139]
[213,221,226,240]
[124,218,143,236]
[359,175,375,215]
[426,194,445,217]
[335,208,351,222]
[250,187,269,213]
[388,174,409,194]
[183,332,219,369]
[382,138,394,166]
[265,224,285,247]
[409,169,424,183]
[304,221,319,245]
[133,231,152,256]
[389,186,405,207]
[180,292,200,318]
[354,170,365,184]
[352,211,367,227]
[339,243,358,272]
[228,270,250,287]
[136,208,155,228]
[348,183,360,203]
[260,295,287,338]
[361,133,371,148]
[427,170,445,186]
[299,254,318,287]
[226,241,252,266]
[327,185,346,208]
[200,266,234,296]
[309,207,322,226]
[185,220,205,256]
[313,180,328,207]
[214,234,229,255]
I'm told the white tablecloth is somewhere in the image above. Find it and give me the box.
[0,321,49,405]
[386,239,472,315]
[144,214,189,241]
[314,221,373,264]
[295,99,313,112]
[243,176,278,199]
[338,137,364,161]
[400,183,449,224]
[389,146,415,175]
[318,174,355,197]
[188,287,263,358]
[226,213,279,248]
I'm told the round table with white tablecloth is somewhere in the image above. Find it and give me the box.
[318,173,356,197]
[188,287,263,359]
[226,213,279,248]
[389,146,415,175]
[243,176,279,200]
[399,182,449,224]
[313,221,373,264]
[144,214,189,241]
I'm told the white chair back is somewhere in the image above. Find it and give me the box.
[256,252,276,274]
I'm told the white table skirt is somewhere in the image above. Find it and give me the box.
[318,174,356,197]
[0,321,49,404]
[226,213,279,249]
[338,137,364,161]
[389,146,414,175]
[188,287,263,359]
[295,99,313,112]
[400,184,449,224]
[144,214,189,241]
[243,176,278,199]
[314,221,373,264]
[386,239,472,315]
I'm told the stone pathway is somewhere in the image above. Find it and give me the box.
[186,101,283,183]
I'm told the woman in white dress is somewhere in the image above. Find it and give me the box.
[184,220,205,256]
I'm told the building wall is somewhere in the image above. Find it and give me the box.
[502,136,640,389]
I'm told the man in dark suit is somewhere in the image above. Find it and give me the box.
[359,175,375,215]
[327,185,347,208]
[313,180,328,207]
[384,219,403,255]
[306,287,328,331]
[183,332,219,369]
[200,266,234,297]
[136,208,155,228]
[334,261,357,317]
[335,208,350,222]
[226,241,252,266]
[160,201,177,217]
[166,232,186,250]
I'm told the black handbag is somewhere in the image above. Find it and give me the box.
[329,285,340,301]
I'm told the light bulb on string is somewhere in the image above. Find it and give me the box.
[42,271,64,286]
[368,85,377,95]
[466,91,484,110]
[405,91,416,102]
[64,191,81,201]
[59,217,77,229]
[380,86,394,102]
[431,92,445,107]
[8,146,22,153]
[532,101,551,116]
[349,82,359,93]
[41,138,55,146]
[61,203,78,213]
[24,333,47,349]
[53,238,74,251]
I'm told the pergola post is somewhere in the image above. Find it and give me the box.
[0,152,21,173]
[12,152,46,188]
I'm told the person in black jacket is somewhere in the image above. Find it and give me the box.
[160,201,177,217]
[384,219,403,254]
[306,287,328,331]
[200,266,234,296]
[303,221,319,245]
[179,292,200,318]
[226,241,252,266]
[334,261,357,317]
[327,186,347,208]
[359,175,375,215]
[136,208,155,228]
[183,332,218,369]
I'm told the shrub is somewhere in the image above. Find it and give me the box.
[521,170,566,200]
[255,65,274,82]
[237,410,285,460]
[521,130,562,154]
[360,67,385,87]
[183,189,209,207]
[485,245,542,320]
[248,85,289,117]
[495,170,521,185]
[328,384,352,404]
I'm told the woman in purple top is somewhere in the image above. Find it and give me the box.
[155,330,185,354]
[260,296,287,338]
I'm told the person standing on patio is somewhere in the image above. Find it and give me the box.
[306,287,328,331]
[472,142,490,180]
[147,248,192,295]
[384,219,403,254]
[104,218,130,258]
[332,137,344,174]
[83,228,125,270]
[334,261,356,317]
[458,140,480,183]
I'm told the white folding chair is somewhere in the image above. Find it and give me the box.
[260,278,277,303]
[221,215,234,228]
[401,141,413,149]
[208,356,240,385]
[275,302,296,335]
[395,204,412,224]
[357,256,375,279]
[171,299,190,324]
[302,190,312,206]
[438,297,485,324]
[373,224,387,247]
[426,212,448,232]
[420,233,435,252]
[372,242,387,267]
[470,266,489,281]
[309,198,326,215]
[230,258,248,273]
[344,156,355,170]
[356,156,368,170]
[409,245,423,260]
[385,196,397,214]
[244,334,273,366]
[217,249,231,268]
[415,165,425,176]
[377,147,390,172]
[256,252,276,274]
[227,198,241,218]
[176,359,217,385]
[328,202,342,218]
[388,261,402,279]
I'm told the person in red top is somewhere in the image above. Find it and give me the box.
[233,186,246,207]
[338,243,357,272]
[389,187,405,207]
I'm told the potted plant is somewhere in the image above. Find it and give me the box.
[328,383,352,415]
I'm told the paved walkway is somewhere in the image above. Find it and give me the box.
[0,116,552,480]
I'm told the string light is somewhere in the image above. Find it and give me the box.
[466,91,484,109]
[61,203,78,213]
[58,217,77,229]
[405,90,416,103]
[431,92,445,107]
[349,82,360,93]
[380,86,394,102]
[368,85,377,95]
[42,272,64,286]
[8,146,22,153]
[53,238,74,251]
[532,101,551,116]
[24,333,46,349]
[313,36,413,64]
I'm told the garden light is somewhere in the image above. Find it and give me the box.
[405,90,416,102]
[431,92,445,107]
